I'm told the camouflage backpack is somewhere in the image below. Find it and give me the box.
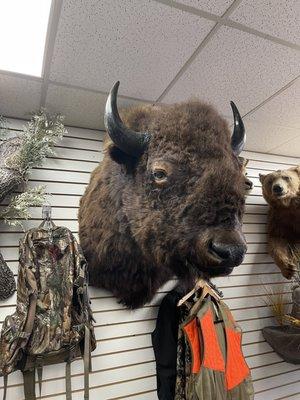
[0,225,96,400]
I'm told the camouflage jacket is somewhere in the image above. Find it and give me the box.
[0,226,95,376]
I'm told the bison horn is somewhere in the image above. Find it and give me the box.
[230,101,245,156]
[104,81,150,157]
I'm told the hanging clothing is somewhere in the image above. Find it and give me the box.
[151,290,181,399]
[151,288,194,399]
[152,289,254,400]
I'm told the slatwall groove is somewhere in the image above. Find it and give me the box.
[109,389,157,400]
[0,122,298,399]
[255,379,300,394]
[275,393,300,400]
[253,369,300,383]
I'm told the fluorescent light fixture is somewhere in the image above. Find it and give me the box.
[0,0,52,77]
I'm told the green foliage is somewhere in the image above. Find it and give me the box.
[8,109,66,172]
[0,186,47,228]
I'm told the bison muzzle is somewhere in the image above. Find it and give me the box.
[78,82,247,308]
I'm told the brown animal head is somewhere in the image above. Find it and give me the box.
[260,167,300,207]
[79,82,247,308]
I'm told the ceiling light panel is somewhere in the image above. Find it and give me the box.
[0,0,52,77]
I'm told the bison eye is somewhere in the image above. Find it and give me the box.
[153,169,167,182]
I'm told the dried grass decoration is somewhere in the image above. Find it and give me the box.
[262,260,300,364]
[288,247,300,326]
[262,283,289,326]
[0,111,66,300]
[263,245,300,327]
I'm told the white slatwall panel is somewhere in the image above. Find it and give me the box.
[0,118,299,400]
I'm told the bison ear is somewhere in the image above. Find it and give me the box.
[259,173,266,183]
[108,143,137,170]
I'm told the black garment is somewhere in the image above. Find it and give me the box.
[151,290,181,400]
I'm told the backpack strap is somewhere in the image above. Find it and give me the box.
[24,266,38,328]
[6,268,38,369]
[23,369,36,400]
[66,358,72,400]
[17,267,38,353]
[84,325,90,400]
[36,356,43,398]
[2,375,8,400]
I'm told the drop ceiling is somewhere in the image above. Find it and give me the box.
[0,0,299,157]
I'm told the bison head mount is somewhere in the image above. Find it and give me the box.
[79,82,247,309]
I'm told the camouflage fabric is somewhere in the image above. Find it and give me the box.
[0,226,95,377]
[0,252,16,300]
[175,298,193,400]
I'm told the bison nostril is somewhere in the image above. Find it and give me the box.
[209,241,246,266]
[210,242,231,260]
[273,184,283,194]
[245,180,253,189]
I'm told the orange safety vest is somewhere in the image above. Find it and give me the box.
[181,297,254,399]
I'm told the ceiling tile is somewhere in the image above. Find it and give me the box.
[268,134,300,158]
[49,0,214,101]
[230,0,300,45]
[243,119,300,154]
[175,0,234,16]
[0,74,42,118]
[162,26,300,117]
[246,79,300,130]
[45,84,143,130]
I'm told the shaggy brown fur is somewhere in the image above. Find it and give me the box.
[260,167,300,279]
[79,101,246,308]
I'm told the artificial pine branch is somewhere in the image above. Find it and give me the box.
[7,109,66,171]
[0,110,66,203]
[0,186,47,227]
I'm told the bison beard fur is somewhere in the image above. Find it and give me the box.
[79,96,246,309]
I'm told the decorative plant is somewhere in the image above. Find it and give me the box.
[0,110,66,204]
[288,248,300,326]
[262,262,300,364]
[0,111,66,300]
[290,246,300,279]
[263,256,300,327]
[0,186,46,226]
[262,283,290,326]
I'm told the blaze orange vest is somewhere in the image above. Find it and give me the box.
[181,297,254,399]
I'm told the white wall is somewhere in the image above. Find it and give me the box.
[0,119,299,400]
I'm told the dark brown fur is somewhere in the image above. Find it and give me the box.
[260,167,300,279]
[79,101,246,308]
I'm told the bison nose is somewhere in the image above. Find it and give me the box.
[245,179,253,190]
[210,241,246,267]
[273,184,283,195]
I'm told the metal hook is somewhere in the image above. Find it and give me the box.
[42,204,52,221]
